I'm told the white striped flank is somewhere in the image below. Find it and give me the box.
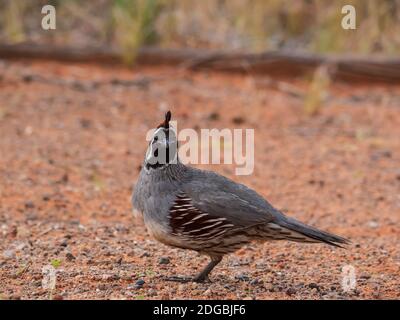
[188,213,209,222]
[168,193,237,244]
[184,220,225,233]
[167,193,322,256]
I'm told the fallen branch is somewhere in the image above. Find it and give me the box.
[1,43,400,83]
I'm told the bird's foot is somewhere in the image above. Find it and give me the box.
[163,275,193,283]
[193,274,210,283]
[163,275,210,283]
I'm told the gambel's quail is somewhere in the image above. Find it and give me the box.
[132,111,348,282]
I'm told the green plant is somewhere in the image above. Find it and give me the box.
[145,269,155,277]
[113,0,161,65]
[90,172,106,191]
[3,0,27,43]
[303,65,331,116]
[51,259,62,268]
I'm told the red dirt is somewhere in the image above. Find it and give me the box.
[0,59,399,300]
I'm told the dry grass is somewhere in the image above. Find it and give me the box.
[112,0,160,65]
[303,65,332,116]
[1,0,27,43]
[0,0,398,57]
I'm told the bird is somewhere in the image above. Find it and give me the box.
[132,111,349,282]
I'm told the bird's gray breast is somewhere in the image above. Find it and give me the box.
[134,170,189,248]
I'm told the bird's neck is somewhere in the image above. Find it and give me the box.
[145,159,187,181]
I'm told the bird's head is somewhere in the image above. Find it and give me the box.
[145,111,178,171]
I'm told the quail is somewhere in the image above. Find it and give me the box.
[132,111,348,282]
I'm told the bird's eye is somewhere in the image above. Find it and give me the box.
[153,136,158,143]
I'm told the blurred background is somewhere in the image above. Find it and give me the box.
[1,0,399,61]
[1,0,399,300]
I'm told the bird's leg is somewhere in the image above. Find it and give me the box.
[163,256,222,283]
[193,256,222,283]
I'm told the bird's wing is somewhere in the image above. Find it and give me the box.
[175,168,349,248]
[179,168,285,228]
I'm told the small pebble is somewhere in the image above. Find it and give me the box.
[232,116,245,125]
[148,289,157,296]
[2,250,15,259]
[66,253,75,261]
[286,288,297,296]
[249,279,261,285]
[203,288,212,296]
[308,283,320,291]
[177,284,186,293]
[359,273,371,280]
[264,283,275,292]
[24,201,35,209]
[22,74,34,82]
[134,279,145,289]
[140,252,150,258]
[235,274,250,281]
[367,221,379,229]
[98,284,108,291]
[208,112,220,121]
[159,257,170,265]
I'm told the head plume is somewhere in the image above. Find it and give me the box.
[157,111,171,129]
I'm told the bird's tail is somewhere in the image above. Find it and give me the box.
[276,217,349,248]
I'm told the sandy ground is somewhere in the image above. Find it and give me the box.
[0,59,399,300]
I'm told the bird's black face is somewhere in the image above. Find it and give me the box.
[145,111,178,170]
